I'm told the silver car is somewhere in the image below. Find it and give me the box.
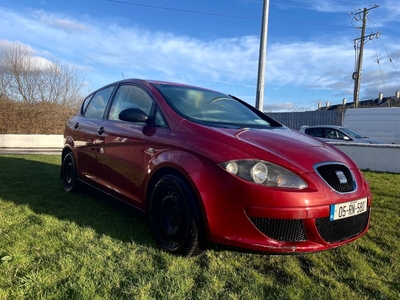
[299,125,385,144]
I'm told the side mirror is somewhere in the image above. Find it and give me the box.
[119,108,149,123]
[343,136,351,141]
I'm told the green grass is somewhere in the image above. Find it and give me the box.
[0,154,399,300]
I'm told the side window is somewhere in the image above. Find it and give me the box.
[336,130,347,140]
[84,86,114,119]
[305,128,323,137]
[154,106,167,128]
[325,129,344,140]
[109,85,153,121]
[81,94,94,115]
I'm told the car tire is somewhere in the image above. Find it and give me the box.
[149,174,205,256]
[61,152,80,193]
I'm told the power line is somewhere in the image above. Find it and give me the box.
[247,0,367,6]
[372,39,387,96]
[367,16,400,86]
[106,0,355,28]
[106,0,260,20]
[248,0,369,13]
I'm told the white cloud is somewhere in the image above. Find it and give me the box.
[0,40,54,70]
[32,9,91,33]
[291,0,351,13]
[382,0,400,20]
[266,41,353,87]
[0,3,399,111]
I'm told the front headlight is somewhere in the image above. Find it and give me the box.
[221,160,307,189]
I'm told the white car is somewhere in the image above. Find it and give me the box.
[299,125,385,144]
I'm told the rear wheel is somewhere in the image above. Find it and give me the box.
[149,174,205,256]
[61,152,80,192]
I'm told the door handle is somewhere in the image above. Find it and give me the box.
[98,127,105,135]
[74,122,79,129]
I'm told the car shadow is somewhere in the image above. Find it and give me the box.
[0,155,155,248]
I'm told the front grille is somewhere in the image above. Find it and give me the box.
[315,209,369,243]
[315,163,355,193]
[249,217,307,242]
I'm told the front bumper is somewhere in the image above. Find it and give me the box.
[189,165,372,254]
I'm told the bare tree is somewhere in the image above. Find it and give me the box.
[0,42,85,106]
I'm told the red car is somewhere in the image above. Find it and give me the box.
[61,79,372,256]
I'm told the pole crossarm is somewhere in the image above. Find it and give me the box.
[354,31,380,47]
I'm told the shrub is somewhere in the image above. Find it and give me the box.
[0,97,78,134]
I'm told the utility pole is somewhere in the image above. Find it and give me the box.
[255,0,270,111]
[352,5,379,108]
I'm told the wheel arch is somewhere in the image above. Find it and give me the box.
[145,166,210,239]
[60,145,74,179]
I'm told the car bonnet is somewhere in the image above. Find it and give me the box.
[212,127,357,174]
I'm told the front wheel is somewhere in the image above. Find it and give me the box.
[61,152,80,193]
[149,174,205,256]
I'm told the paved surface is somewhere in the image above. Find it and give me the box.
[0,148,62,155]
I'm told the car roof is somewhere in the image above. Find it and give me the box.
[301,125,342,129]
[102,78,218,91]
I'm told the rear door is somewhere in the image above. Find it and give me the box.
[72,86,115,184]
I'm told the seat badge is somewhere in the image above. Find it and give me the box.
[335,170,347,184]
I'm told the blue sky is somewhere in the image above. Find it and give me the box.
[1,0,399,111]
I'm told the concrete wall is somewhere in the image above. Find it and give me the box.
[332,143,400,173]
[0,134,63,148]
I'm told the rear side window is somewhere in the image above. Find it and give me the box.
[84,86,115,119]
[305,128,323,137]
[81,94,94,114]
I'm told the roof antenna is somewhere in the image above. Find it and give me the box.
[121,72,125,79]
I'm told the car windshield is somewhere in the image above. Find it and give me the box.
[339,127,363,139]
[154,84,277,128]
